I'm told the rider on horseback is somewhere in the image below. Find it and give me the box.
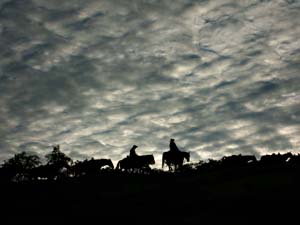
[169,139,180,153]
[162,139,188,171]
[129,145,139,158]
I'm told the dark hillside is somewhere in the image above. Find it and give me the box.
[1,166,300,225]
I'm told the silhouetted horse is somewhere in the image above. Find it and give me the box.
[71,158,114,177]
[162,151,190,171]
[29,164,70,180]
[221,154,257,168]
[286,154,300,168]
[116,155,155,172]
[95,159,114,169]
[260,152,293,167]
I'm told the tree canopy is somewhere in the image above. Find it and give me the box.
[45,145,72,168]
[2,151,41,173]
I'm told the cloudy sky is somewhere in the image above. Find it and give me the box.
[1,0,300,168]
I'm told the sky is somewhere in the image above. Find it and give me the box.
[0,0,300,168]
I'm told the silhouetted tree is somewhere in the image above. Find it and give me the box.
[45,145,72,168]
[1,151,41,181]
[43,145,72,180]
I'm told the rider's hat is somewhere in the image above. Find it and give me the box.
[133,145,138,148]
[170,138,175,141]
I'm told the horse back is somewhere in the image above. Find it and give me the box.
[139,154,155,165]
[95,159,114,169]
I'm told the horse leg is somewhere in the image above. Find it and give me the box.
[175,163,180,171]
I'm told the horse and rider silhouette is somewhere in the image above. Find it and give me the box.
[116,145,155,172]
[162,139,190,171]
[116,139,190,172]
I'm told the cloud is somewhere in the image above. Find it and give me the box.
[0,0,300,167]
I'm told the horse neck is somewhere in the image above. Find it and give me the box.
[98,159,111,168]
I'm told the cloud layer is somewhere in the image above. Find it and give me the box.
[1,0,300,167]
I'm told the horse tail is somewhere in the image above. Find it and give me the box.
[116,161,120,170]
[162,153,165,169]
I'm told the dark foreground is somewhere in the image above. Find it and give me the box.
[1,166,300,225]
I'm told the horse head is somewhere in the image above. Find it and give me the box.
[162,151,169,168]
[185,152,190,162]
[148,154,155,165]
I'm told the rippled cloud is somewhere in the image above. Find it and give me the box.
[0,0,300,167]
